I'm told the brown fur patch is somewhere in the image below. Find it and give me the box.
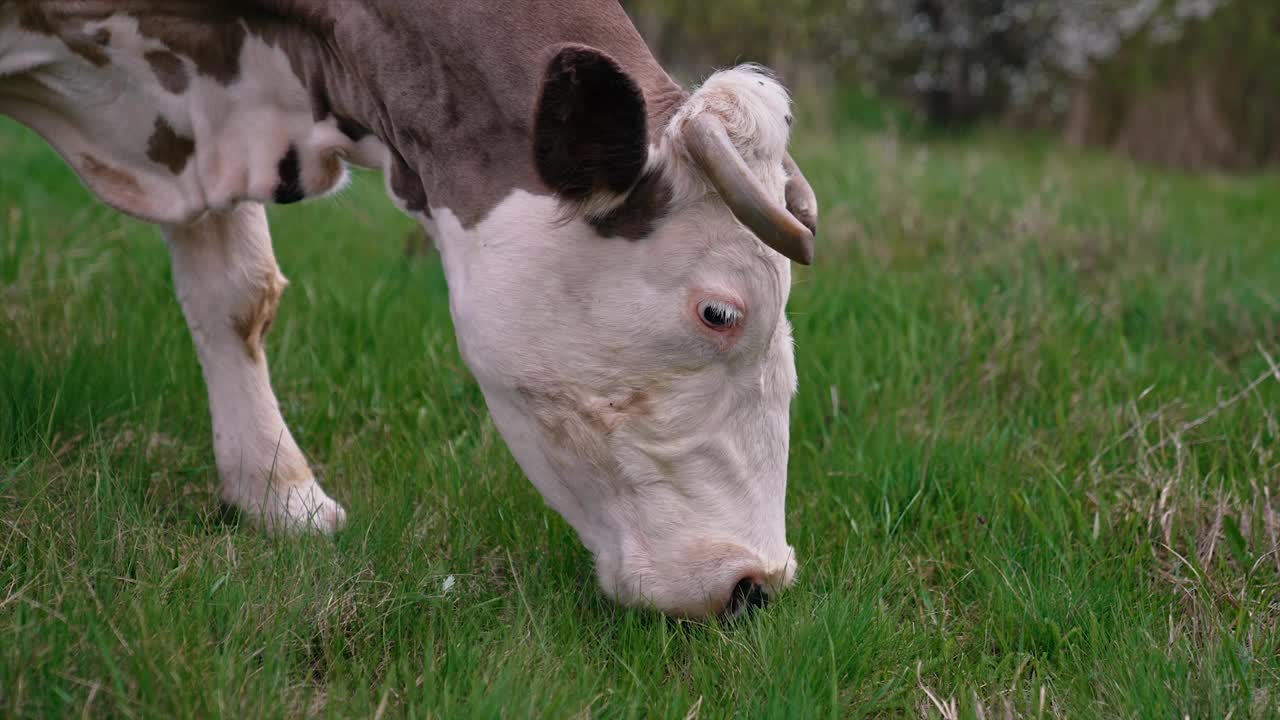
[513,384,659,474]
[318,152,345,193]
[231,272,286,362]
[610,390,654,423]
[18,8,111,66]
[17,7,56,36]
[65,38,109,66]
[146,117,195,174]
[389,152,429,214]
[145,50,190,94]
[516,385,612,471]
[517,386,653,447]
[18,5,243,84]
[589,172,673,240]
[517,386,575,449]
[231,2,685,227]
[66,28,111,67]
[136,13,245,86]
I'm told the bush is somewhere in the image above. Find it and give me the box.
[623,0,1278,169]
[1064,0,1280,170]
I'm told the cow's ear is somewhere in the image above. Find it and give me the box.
[534,45,648,203]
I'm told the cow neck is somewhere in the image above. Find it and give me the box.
[261,0,689,226]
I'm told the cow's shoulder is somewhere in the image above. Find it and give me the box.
[1,5,387,223]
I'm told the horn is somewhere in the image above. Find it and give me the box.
[783,153,818,237]
[683,114,815,265]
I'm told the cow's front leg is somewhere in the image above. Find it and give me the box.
[164,203,345,534]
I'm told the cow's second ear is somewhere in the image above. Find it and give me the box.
[534,45,648,203]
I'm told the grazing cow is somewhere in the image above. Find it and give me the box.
[1,1,818,619]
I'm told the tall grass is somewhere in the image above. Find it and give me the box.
[2,108,1279,717]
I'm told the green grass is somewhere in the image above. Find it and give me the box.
[3,108,1280,718]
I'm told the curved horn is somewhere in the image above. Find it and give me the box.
[683,115,815,265]
[783,154,818,237]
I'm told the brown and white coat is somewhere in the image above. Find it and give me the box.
[1,0,817,618]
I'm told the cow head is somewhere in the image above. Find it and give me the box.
[439,46,816,618]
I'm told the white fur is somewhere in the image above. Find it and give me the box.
[432,178,799,616]
[656,65,795,214]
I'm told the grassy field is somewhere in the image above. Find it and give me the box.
[3,103,1280,718]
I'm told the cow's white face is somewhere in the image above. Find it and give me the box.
[436,192,799,618]
[429,58,811,618]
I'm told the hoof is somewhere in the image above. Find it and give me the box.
[222,477,347,536]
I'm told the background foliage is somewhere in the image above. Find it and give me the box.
[625,0,1280,170]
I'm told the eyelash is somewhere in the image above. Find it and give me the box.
[698,300,742,330]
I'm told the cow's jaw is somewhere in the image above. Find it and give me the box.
[425,191,799,618]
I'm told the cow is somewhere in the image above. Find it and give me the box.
[1,1,818,619]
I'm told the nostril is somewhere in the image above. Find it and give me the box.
[725,577,770,618]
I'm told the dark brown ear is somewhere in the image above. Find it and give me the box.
[534,45,648,202]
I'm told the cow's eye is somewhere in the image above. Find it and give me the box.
[698,300,742,330]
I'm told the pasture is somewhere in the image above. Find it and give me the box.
[3,106,1279,717]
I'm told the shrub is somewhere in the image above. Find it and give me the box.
[623,0,1277,168]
